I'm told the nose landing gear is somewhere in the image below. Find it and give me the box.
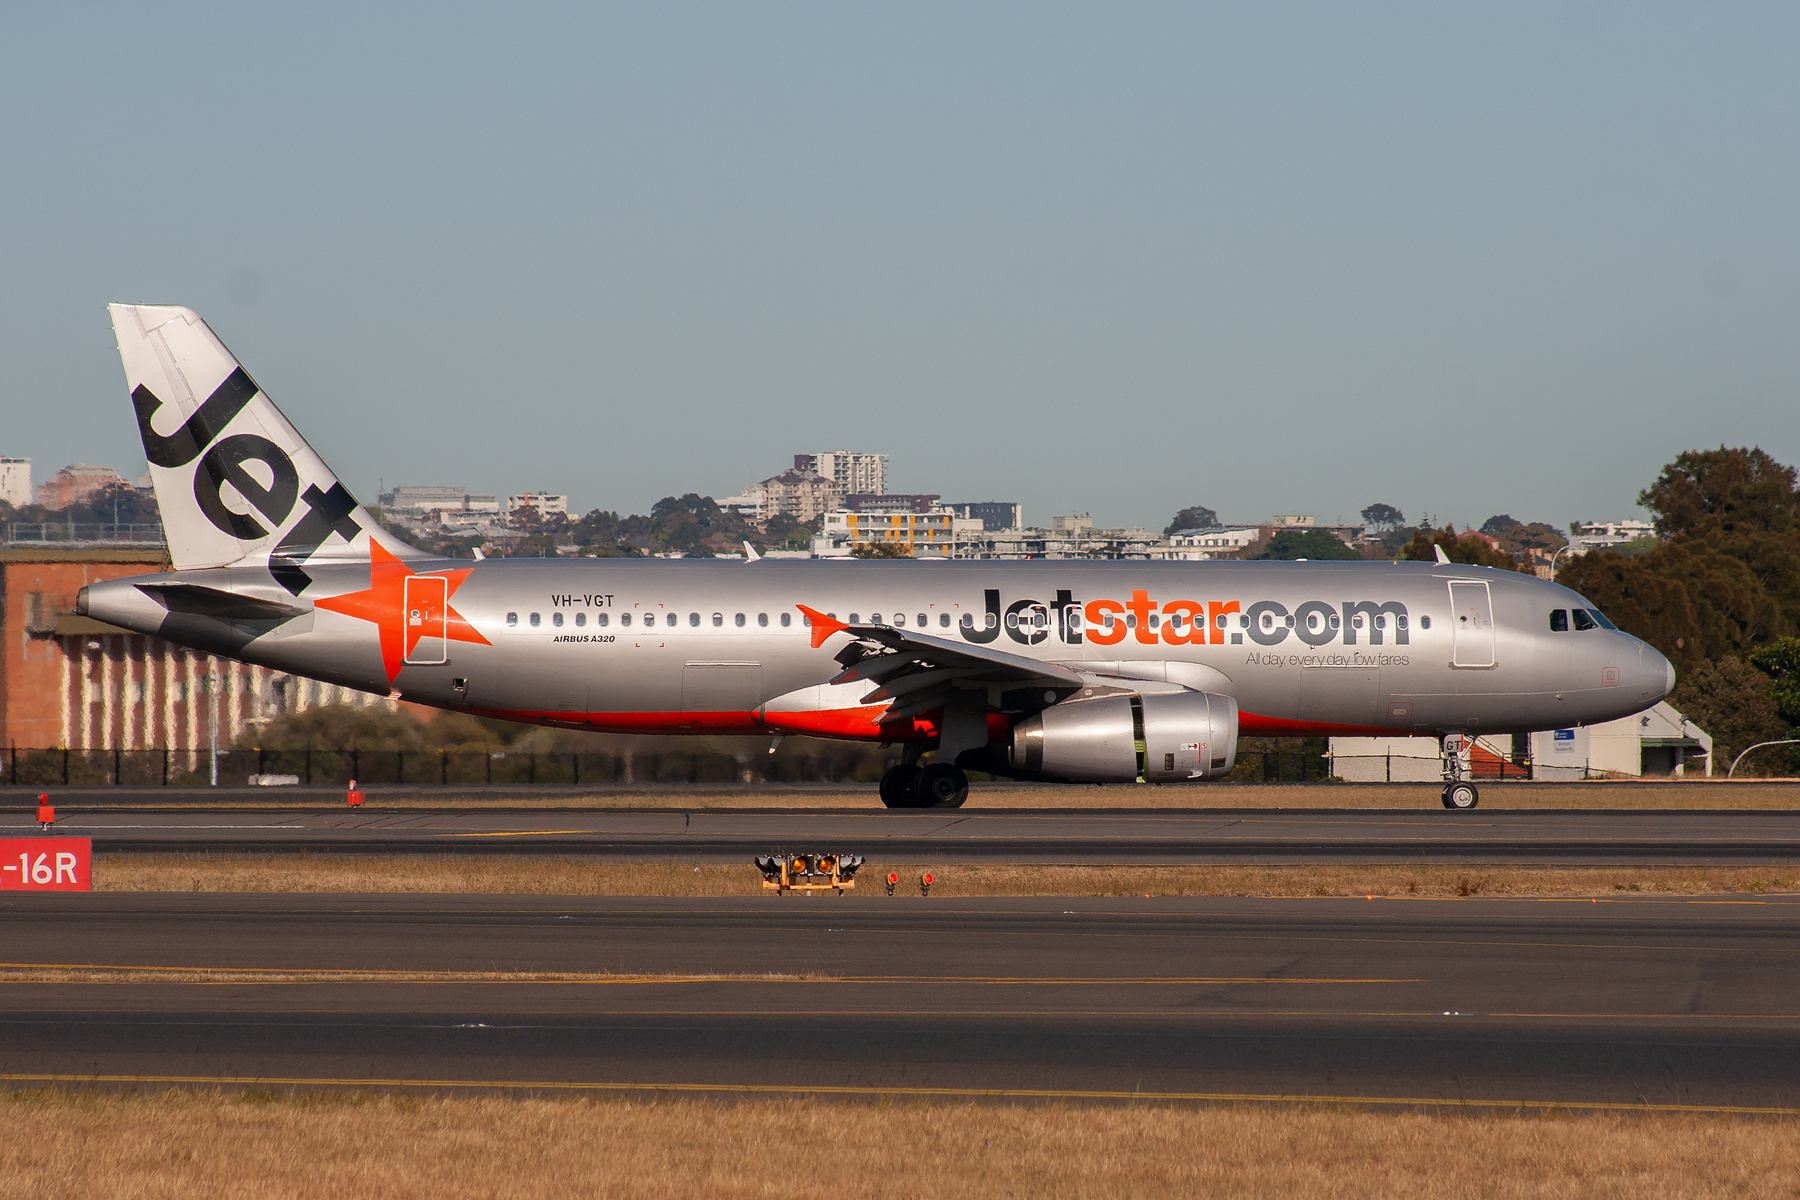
[1442,781,1479,809]
[1440,734,1479,810]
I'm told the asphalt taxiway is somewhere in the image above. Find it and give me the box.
[6,806,1800,863]
[3,894,1798,1108]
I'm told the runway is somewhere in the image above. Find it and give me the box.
[7,805,1800,863]
[4,894,1799,1109]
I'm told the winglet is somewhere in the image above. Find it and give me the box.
[1433,544,1451,565]
[743,541,761,562]
[797,604,847,649]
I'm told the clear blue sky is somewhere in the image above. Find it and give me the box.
[3,3,1795,532]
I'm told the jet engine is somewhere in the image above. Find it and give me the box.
[1008,691,1238,783]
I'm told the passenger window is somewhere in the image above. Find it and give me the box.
[552,612,564,627]
[917,613,927,627]
[596,613,608,627]
[1572,609,1597,631]
[871,613,883,625]
[780,612,792,627]
[1006,612,1018,629]
[1374,616,1385,630]
[1418,616,1429,630]
[1126,614,1137,629]
[1068,611,1082,629]
[689,613,700,627]
[758,613,769,627]
[506,612,518,627]
[620,613,632,627]
[960,613,973,628]
[1550,609,1569,632]
[850,613,861,624]
[575,612,585,627]
[1351,615,1363,629]
[735,613,746,627]
[939,613,950,627]
[894,613,906,626]
[713,613,723,626]
[667,612,677,627]
[529,613,541,627]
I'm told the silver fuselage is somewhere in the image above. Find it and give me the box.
[83,557,1673,742]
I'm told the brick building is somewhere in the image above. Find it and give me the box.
[1,548,387,760]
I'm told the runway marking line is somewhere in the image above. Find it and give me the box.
[3,1072,1798,1116]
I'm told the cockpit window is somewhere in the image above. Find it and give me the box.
[1588,608,1618,630]
[1572,609,1598,631]
[1549,609,1569,632]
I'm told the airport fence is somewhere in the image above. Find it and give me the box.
[0,745,887,787]
[1,746,1537,788]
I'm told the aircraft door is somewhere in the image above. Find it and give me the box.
[1448,581,1496,668]
[404,575,448,665]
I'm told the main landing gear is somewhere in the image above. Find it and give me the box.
[1441,782,1479,810]
[879,762,969,809]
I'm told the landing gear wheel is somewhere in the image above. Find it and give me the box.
[880,764,922,809]
[913,764,969,809]
[1442,782,1479,810]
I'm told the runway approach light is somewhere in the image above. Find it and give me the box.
[346,779,363,808]
[886,872,899,896]
[755,854,864,895]
[37,794,54,830]
[920,872,934,897]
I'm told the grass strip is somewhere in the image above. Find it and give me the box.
[92,854,1800,898]
[1,1088,1796,1198]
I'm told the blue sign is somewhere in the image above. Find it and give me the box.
[1553,729,1576,741]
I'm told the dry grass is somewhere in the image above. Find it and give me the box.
[92,853,1800,899]
[1,1089,1796,1199]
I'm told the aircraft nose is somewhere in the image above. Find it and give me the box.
[1647,643,1675,701]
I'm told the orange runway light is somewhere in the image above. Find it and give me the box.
[346,779,363,808]
[36,794,54,829]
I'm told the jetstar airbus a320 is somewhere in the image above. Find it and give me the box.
[80,305,1675,809]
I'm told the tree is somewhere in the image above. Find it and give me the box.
[1669,656,1791,776]
[1163,505,1219,536]
[1639,446,1798,540]
[1361,503,1403,531]
[1748,637,1800,726]
[1398,526,1524,571]
[1254,529,1359,561]
[850,542,910,559]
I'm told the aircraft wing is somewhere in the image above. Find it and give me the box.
[798,605,1084,725]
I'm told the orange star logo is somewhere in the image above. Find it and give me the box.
[314,543,491,682]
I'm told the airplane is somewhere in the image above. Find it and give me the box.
[79,304,1676,810]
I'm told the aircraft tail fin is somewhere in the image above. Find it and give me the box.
[108,304,421,592]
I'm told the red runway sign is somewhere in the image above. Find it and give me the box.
[0,838,92,891]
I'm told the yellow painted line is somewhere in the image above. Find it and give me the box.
[2,1073,1796,1115]
[0,964,1414,985]
[444,830,593,838]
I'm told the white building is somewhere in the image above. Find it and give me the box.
[379,486,500,516]
[1156,526,1263,560]
[504,493,568,516]
[1329,701,1713,782]
[0,458,30,509]
[796,451,887,498]
[1567,519,1656,556]
[717,486,766,519]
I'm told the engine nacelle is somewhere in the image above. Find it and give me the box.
[1008,691,1238,783]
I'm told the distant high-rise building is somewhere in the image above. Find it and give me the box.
[795,451,887,497]
[760,469,839,524]
[0,458,30,509]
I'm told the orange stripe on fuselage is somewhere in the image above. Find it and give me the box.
[468,707,1015,743]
